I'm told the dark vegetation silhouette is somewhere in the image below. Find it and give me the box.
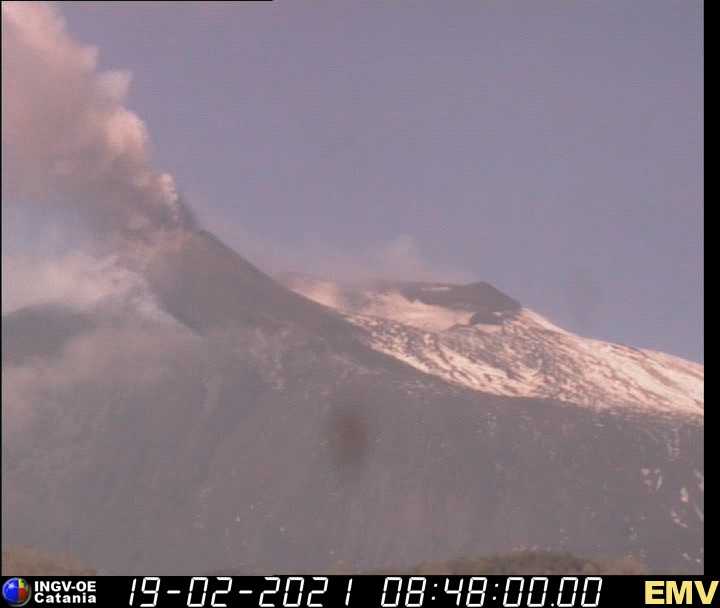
[2,546,644,576]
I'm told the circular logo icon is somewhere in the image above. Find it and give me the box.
[2,578,31,607]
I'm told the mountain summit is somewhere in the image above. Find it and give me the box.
[283,275,703,418]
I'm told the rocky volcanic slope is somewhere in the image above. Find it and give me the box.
[2,231,703,574]
[283,275,703,419]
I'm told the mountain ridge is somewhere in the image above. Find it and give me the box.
[282,274,703,419]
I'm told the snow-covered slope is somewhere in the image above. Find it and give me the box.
[284,276,703,419]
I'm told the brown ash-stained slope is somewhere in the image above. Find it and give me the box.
[1,229,703,574]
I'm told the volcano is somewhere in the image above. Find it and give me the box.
[2,228,703,574]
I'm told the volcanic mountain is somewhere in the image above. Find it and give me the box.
[2,229,703,574]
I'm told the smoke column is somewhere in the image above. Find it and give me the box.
[1,2,194,239]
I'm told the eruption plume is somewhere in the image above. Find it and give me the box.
[1,2,194,239]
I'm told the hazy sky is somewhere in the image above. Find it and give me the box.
[23,1,705,361]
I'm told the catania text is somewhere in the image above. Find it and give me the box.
[34,580,97,604]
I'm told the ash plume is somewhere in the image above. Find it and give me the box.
[1,2,194,240]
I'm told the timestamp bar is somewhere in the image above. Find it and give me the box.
[1,575,716,607]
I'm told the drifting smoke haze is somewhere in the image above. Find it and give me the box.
[1,252,168,317]
[1,2,193,240]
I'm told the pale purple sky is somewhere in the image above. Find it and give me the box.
[53,1,703,361]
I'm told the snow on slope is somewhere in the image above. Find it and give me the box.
[285,276,703,418]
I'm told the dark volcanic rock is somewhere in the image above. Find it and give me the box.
[388,281,521,314]
[144,231,353,336]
